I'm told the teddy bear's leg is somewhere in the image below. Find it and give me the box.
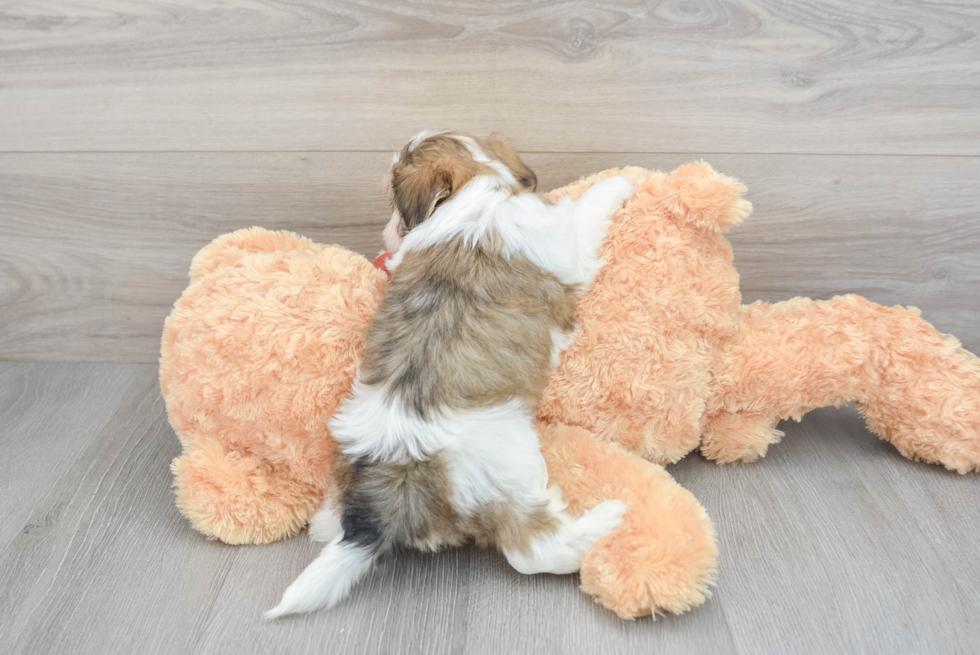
[171,437,324,544]
[538,422,717,618]
[705,295,980,472]
[700,411,784,464]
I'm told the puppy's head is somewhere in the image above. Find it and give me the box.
[382,131,537,252]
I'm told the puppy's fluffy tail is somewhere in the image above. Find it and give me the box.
[264,534,376,619]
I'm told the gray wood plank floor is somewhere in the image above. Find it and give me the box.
[1,363,978,655]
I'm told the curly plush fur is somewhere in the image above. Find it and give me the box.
[161,229,387,544]
[541,164,980,473]
[160,163,979,619]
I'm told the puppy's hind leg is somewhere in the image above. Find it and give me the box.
[308,479,344,543]
[267,476,383,618]
[504,499,627,575]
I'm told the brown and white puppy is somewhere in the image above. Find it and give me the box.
[267,131,635,618]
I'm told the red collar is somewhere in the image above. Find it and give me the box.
[372,252,393,279]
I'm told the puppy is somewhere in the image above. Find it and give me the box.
[266,131,635,618]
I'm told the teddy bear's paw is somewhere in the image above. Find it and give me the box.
[929,439,980,475]
[536,423,717,618]
[700,411,784,464]
[171,440,322,545]
[578,473,717,619]
[853,325,980,474]
[859,403,980,475]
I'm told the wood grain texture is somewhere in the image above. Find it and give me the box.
[1,152,978,361]
[1,1,979,154]
[672,407,980,655]
[0,362,148,545]
[1,363,979,654]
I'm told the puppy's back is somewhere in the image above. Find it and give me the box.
[360,235,576,416]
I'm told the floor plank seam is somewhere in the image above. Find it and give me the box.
[2,151,979,158]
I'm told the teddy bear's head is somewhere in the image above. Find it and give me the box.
[161,229,387,544]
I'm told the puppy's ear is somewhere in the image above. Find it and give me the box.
[484,132,537,191]
[393,165,453,231]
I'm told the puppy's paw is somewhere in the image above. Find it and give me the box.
[581,177,635,223]
[582,499,628,534]
[574,176,634,237]
[569,499,628,552]
[308,504,342,543]
[594,176,636,209]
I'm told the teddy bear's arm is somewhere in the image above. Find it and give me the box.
[538,422,717,618]
[703,295,980,473]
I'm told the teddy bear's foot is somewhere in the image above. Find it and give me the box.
[859,405,980,474]
[700,411,784,464]
[171,439,323,545]
[855,336,980,474]
[538,423,717,618]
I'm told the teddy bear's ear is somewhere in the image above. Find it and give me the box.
[188,227,316,282]
[664,161,752,234]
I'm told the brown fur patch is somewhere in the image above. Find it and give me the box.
[390,135,495,231]
[335,450,559,553]
[481,132,537,191]
[359,235,578,417]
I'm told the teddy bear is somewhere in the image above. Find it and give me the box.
[160,162,980,619]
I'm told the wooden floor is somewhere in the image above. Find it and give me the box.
[0,362,977,655]
[2,1,979,653]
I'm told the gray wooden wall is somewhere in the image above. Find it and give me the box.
[2,1,978,362]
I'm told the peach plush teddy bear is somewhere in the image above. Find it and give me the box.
[160,163,980,619]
